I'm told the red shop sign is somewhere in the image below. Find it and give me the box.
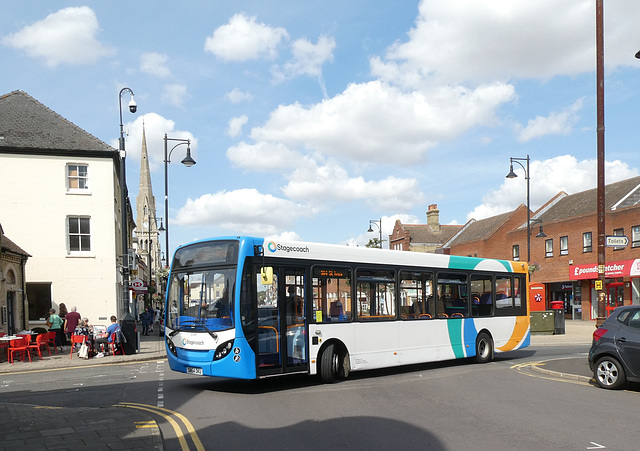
[569,259,640,280]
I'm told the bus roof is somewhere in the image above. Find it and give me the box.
[176,236,526,274]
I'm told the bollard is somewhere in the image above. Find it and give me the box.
[119,313,138,354]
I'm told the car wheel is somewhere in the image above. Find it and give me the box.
[475,332,493,364]
[594,356,626,389]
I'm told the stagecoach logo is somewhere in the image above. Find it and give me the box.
[267,241,310,254]
[182,337,205,346]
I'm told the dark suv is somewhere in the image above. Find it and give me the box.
[589,305,640,389]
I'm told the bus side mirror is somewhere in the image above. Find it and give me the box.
[261,267,273,285]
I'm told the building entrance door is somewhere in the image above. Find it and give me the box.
[605,282,624,317]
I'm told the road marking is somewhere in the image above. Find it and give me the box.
[135,420,158,429]
[119,403,190,450]
[587,442,606,449]
[118,402,204,451]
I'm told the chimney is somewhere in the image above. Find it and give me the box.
[426,204,440,231]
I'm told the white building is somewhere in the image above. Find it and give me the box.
[0,90,132,327]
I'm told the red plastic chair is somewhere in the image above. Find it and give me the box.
[44,331,58,354]
[108,333,124,356]
[70,334,87,359]
[9,337,31,364]
[26,334,49,360]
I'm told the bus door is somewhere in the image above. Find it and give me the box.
[256,266,308,376]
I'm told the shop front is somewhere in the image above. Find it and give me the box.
[569,259,640,320]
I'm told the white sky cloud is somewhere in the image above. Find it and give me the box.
[516,98,584,142]
[204,13,288,62]
[140,52,172,78]
[227,115,249,137]
[467,155,640,221]
[272,35,335,80]
[162,84,188,108]
[371,0,640,87]
[249,80,515,165]
[225,88,253,104]
[1,6,115,68]
[174,188,311,236]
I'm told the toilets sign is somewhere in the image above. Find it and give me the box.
[605,235,629,247]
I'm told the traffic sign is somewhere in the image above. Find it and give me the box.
[605,235,629,247]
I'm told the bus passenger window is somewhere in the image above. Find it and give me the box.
[437,273,468,318]
[495,276,514,315]
[357,269,395,321]
[400,271,434,319]
[312,267,352,323]
[471,275,492,317]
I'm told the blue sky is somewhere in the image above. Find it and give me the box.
[3,1,640,257]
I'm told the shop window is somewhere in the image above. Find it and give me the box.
[633,225,640,248]
[560,236,568,256]
[545,239,553,258]
[512,245,520,261]
[583,232,592,253]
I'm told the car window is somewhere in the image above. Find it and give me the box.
[628,310,640,329]
[616,310,631,324]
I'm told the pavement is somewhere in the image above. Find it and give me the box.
[0,331,167,450]
[529,319,596,383]
[0,320,597,450]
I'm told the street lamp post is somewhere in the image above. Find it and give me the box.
[118,87,137,315]
[506,155,531,263]
[163,134,196,263]
[367,219,383,249]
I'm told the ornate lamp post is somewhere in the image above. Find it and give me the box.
[367,218,383,249]
[506,156,531,263]
[118,87,137,315]
[163,134,196,263]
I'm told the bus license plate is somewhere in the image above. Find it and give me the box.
[187,367,203,375]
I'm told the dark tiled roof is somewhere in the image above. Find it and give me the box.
[448,210,515,246]
[0,90,115,153]
[537,175,640,223]
[1,234,31,257]
[402,223,463,244]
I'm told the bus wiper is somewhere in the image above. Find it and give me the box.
[171,318,218,341]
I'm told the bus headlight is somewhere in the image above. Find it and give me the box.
[214,340,234,360]
[166,337,178,357]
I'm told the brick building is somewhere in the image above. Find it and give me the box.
[389,204,462,252]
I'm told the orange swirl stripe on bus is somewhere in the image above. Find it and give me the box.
[496,316,530,352]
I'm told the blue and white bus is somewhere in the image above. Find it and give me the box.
[164,237,530,382]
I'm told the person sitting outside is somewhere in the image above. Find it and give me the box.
[94,315,122,356]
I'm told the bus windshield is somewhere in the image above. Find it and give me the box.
[167,267,235,332]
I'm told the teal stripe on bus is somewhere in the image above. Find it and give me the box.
[447,318,465,359]
[448,255,513,272]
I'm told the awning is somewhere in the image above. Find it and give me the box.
[569,259,640,280]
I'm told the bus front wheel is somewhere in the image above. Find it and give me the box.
[475,332,493,364]
[320,343,339,383]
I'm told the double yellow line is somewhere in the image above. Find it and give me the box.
[117,402,204,451]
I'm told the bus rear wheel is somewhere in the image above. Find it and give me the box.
[320,343,339,383]
[475,332,493,364]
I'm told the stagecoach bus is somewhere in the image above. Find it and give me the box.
[164,236,530,382]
